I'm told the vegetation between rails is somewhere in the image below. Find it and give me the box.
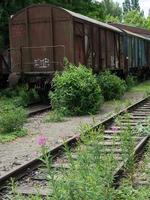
[11,114,150,199]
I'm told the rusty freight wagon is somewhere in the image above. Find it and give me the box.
[110,23,150,77]
[9,4,124,86]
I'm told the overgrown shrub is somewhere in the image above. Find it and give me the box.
[49,63,103,116]
[0,101,26,134]
[126,75,137,90]
[97,71,127,100]
[0,85,40,107]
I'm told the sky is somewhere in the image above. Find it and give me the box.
[98,0,150,16]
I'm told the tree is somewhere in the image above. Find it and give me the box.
[123,0,140,13]
[105,15,121,23]
[123,9,146,28]
[131,0,140,11]
[101,0,122,21]
[123,0,131,13]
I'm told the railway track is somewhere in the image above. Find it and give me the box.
[27,104,51,117]
[132,140,150,187]
[0,96,150,199]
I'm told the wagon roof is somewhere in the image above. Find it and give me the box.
[10,4,122,33]
[123,29,150,41]
[64,8,122,33]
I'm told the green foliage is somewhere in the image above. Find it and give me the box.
[116,114,136,178]
[105,15,121,23]
[131,0,140,10]
[130,80,150,93]
[44,110,65,123]
[124,9,146,28]
[126,75,137,90]
[101,0,122,21]
[0,129,27,143]
[0,101,26,134]
[115,181,150,200]
[0,85,40,107]
[49,63,103,116]
[123,0,132,13]
[11,119,150,199]
[97,71,127,100]
[123,0,140,14]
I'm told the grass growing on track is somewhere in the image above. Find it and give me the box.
[11,116,150,199]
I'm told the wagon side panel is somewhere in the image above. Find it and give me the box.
[9,11,27,73]
[53,7,74,71]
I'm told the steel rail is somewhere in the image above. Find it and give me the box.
[0,95,150,193]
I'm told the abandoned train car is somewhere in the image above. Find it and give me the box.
[110,23,150,76]
[9,4,150,87]
[9,4,125,86]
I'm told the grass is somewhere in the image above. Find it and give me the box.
[10,114,150,200]
[44,110,65,123]
[0,129,27,143]
[11,118,150,200]
[104,80,150,114]
[130,80,150,94]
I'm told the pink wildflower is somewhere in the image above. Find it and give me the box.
[111,126,118,132]
[37,135,47,146]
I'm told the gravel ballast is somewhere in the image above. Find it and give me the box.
[0,92,146,177]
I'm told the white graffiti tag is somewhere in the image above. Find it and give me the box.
[34,58,50,68]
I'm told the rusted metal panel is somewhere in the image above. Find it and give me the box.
[106,30,116,69]
[74,22,84,65]
[9,7,27,73]
[9,5,74,74]
[114,34,121,69]
[92,26,100,72]
[27,7,54,72]
[119,35,125,70]
[53,7,74,69]
[99,29,106,70]
[84,24,92,68]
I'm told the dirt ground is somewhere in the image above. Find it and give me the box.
[0,92,146,177]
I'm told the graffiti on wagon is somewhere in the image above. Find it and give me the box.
[34,58,50,68]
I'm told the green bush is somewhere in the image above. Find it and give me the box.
[49,63,103,116]
[97,71,127,100]
[0,101,26,134]
[0,85,40,107]
[126,75,137,90]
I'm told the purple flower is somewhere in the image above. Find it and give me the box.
[111,126,118,132]
[37,135,47,146]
